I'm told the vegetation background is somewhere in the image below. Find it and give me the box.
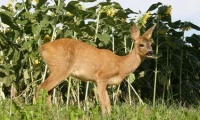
[0,0,200,119]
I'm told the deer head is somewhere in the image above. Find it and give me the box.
[131,24,156,58]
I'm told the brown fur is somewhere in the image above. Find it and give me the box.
[36,24,156,113]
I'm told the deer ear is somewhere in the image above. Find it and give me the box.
[131,24,140,41]
[142,24,156,39]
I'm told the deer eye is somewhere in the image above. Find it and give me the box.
[139,44,144,47]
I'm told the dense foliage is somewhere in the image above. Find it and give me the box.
[0,0,200,115]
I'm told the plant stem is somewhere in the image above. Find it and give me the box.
[77,81,80,108]
[42,66,48,83]
[114,85,121,105]
[112,27,115,51]
[162,47,169,105]
[168,49,174,104]
[179,28,185,101]
[153,21,159,108]
[126,80,144,105]
[127,78,132,105]
[94,5,101,42]
[66,77,71,107]
[179,49,183,100]
[0,82,5,100]
[124,35,132,105]
[53,88,56,104]
[162,84,165,105]
[28,57,35,104]
[84,82,89,111]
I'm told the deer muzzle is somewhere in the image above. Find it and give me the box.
[146,51,153,56]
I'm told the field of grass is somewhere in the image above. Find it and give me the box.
[1,98,200,120]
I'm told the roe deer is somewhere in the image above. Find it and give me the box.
[36,24,156,114]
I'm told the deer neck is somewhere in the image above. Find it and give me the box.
[119,49,145,77]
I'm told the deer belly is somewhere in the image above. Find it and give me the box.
[71,69,96,82]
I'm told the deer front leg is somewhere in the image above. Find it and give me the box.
[97,81,111,114]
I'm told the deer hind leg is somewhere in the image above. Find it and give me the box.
[105,90,111,113]
[97,82,111,114]
[36,69,72,103]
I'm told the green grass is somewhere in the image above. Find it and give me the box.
[0,98,200,120]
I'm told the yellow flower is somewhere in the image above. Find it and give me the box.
[7,0,14,10]
[106,7,116,17]
[33,59,40,68]
[157,5,172,19]
[44,35,51,42]
[181,26,191,31]
[100,5,117,17]
[138,12,151,28]
[34,59,39,65]
[165,5,172,15]
[181,22,191,31]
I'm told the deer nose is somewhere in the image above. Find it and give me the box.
[146,51,153,56]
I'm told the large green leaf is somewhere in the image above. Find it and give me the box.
[83,25,95,36]
[124,8,137,15]
[147,2,162,12]
[189,22,200,31]
[0,12,18,30]
[164,35,179,49]
[168,20,181,29]
[186,34,200,48]
[64,1,80,16]
[68,24,82,34]
[23,40,33,52]
[160,14,172,22]
[157,25,169,35]
[16,19,28,25]
[0,32,8,49]
[32,24,41,36]
[97,33,110,45]
[0,5,11,11]
[157,5,168,15]
[103,17,115,27]
[36,0,48,8]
